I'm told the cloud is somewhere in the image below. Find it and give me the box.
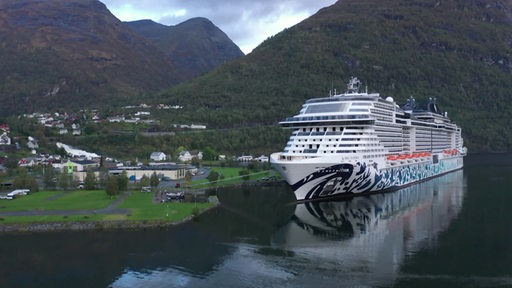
[102,0,337,54]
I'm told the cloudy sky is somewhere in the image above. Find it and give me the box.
[101,0,337,54]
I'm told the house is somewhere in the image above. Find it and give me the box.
[178,151,192,162]
[255,155,269,162]
[18,158,36,167]
[150,152,167,162]
[66,159,100,172]
[237,155,253,162]
[0,124,9,133]
[76,164,188,183]
[0,132,11,145]
[27,136,39,149]
[72,124,81,136]
[178,150,203,162]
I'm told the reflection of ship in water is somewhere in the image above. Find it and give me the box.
[271,169,465,286]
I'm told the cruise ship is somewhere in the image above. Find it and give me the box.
[270,77,466,202]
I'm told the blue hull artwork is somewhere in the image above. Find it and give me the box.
[292,157,463,201]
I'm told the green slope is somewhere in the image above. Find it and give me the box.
[156,0,512,152]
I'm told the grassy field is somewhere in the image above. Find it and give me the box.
[118,192,212,221]
[0,190,113,212]
[0,166,271,225]
[0,190,213,224]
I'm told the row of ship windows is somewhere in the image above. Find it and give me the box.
[374,101,395,110]
[292,138,379,143]
[375,116,394,123]
[289,142,383,149]
[371,109,393,117]
[286,149,387,154]
[296,126,369,132]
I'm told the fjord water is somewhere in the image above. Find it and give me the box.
[0,154,511,288]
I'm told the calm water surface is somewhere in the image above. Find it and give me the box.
[0,154,512,288]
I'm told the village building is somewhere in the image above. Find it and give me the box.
[0,132,11,145]
[178,150,203,162]
[237,155,253,162]
[80,164,188,182]
[150,152,167,162]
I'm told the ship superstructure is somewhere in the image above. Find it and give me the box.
[270,77,466,201]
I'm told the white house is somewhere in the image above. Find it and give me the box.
[27,136,39,149]
[0,132,11,145]
[255,155,269,162]
[178,151,192,162]
[178,150,203,162]
[237,155,253,162]
[150,152,167,161]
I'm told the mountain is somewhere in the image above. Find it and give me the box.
[0,0,242,116]
[126,18,244,79]
[156,0,512,152]
[0,0,181,115]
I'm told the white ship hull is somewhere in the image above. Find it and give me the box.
[271,152,464,202]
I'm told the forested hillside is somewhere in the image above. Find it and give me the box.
[126,18,244,79]
[155,0,512,152]
[0,0,243,116]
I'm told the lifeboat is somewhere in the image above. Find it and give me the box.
[387,155,398,161]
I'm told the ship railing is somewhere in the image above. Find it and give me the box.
[281,114,373,123]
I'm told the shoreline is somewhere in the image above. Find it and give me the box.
[0,201,219,234]
[0,218,189,234]
[0,179,281,234]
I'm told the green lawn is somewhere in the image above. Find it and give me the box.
[118,192,212,221]
[0,167,272,225]
[0,189,214,224]
[0,190,114,212]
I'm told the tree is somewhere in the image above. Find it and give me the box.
[42,164,56,190]
[207,170,219,184]
[84,170,97,190]
[98,168,109,189]
[202,146,218,161]
[185,171,192,187]
[57,171,70,191]
[149,172,160,188]
[105,176,119,198]
[117,170,128,191]
[13,168,39,192]
[139,174,150,188]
